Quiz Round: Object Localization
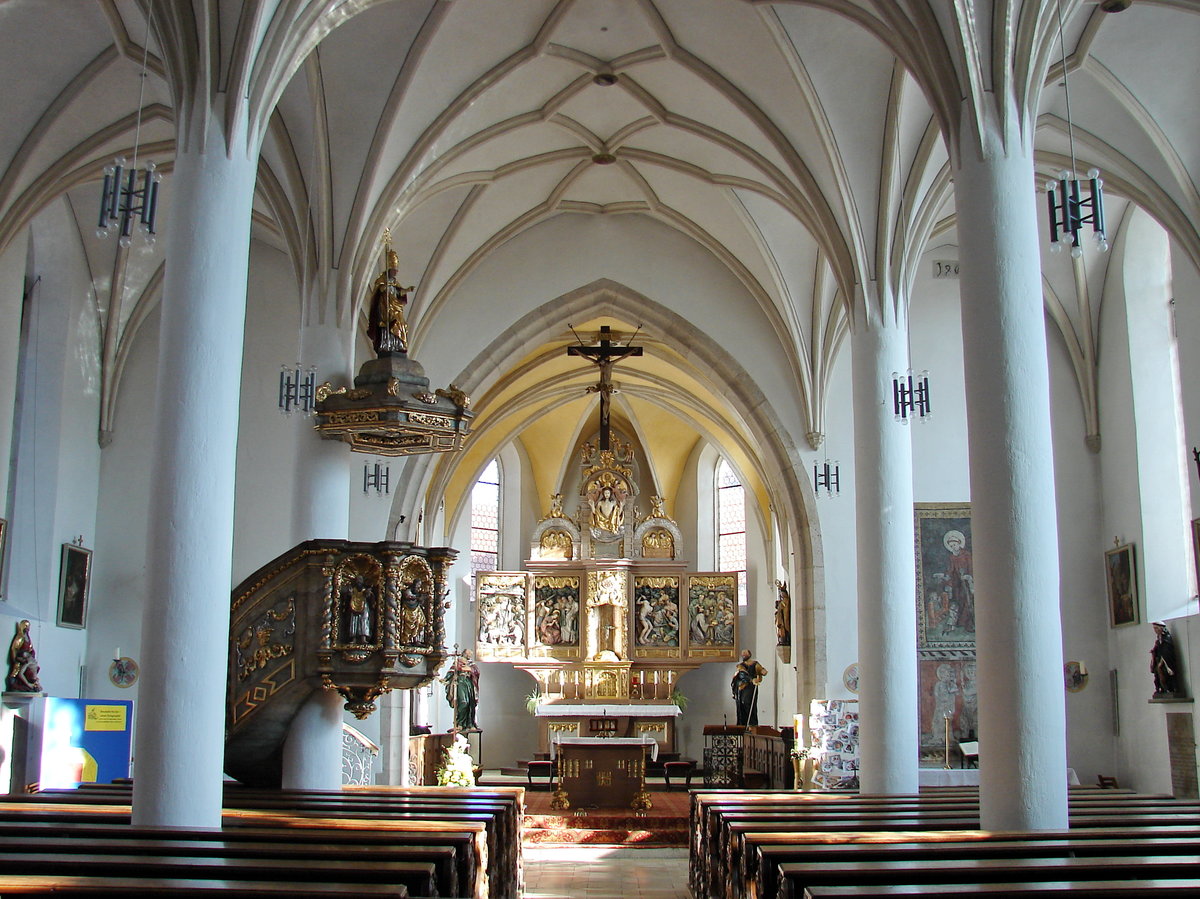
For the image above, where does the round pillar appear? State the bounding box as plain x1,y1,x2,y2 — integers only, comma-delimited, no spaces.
133,118,257,828
282,689,346,791
851,295,919,794
953,111,1068,830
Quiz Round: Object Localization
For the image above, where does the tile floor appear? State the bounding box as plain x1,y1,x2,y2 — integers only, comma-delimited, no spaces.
522,846,691,898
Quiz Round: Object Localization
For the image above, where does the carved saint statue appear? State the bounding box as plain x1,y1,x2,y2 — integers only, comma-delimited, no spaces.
343,575,373,644
549,493,564,518
6,619,41,693
1151,621,1180,698
774,579,791,647
590,484,623,534
399,577,430,645
366,247,413,356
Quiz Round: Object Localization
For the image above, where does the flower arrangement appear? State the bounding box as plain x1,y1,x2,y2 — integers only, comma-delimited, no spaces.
436,732,476,787
790,745,810,761
669,688,689,711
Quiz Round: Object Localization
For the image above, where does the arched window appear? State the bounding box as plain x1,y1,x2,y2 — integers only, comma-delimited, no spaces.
716,458,748,605
470,459,500,581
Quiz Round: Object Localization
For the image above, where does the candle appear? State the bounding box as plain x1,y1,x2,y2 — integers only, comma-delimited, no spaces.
793,713,803,735
115,647,121,660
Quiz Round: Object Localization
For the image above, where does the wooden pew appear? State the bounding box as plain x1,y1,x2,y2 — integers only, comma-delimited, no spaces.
802,881,1200,898
749,831,1200,899
0,876,410,897
778,856,1200,899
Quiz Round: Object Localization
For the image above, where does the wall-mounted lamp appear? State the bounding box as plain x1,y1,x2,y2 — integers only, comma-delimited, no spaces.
363,460,390,496
279,364,316,415
813,460,840,497
892,370,931,423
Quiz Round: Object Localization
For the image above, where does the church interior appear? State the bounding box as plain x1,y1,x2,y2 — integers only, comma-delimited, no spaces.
2,0,1200,893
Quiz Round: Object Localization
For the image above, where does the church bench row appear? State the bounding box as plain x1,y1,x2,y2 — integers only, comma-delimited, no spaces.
687,790,1200,899
1,835,458,897
0,851,438,897
0,875,411,897
777,856,1200,899
0,796,514,899
723,811,1200,899
748,832,1200,899
25,784,525,899
801,882,1200,898
0,818,484,899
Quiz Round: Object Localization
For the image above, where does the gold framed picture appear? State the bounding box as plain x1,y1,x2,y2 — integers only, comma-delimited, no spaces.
1105,542,1138,628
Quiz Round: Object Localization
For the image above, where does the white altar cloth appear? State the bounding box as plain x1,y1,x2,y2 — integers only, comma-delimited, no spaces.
549,735,660,761
918,767,1080,787
534,703,681,718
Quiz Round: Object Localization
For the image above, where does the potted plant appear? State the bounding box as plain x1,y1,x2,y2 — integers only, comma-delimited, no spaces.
525,689,541,715
669,688,688,712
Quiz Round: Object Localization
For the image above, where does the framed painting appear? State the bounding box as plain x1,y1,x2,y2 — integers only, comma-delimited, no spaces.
914,503,975,651
57,543,92,629
1105,542,1138,628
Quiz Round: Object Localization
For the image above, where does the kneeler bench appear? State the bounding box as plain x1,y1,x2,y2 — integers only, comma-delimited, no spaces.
527,760,555,785
663,759,697,790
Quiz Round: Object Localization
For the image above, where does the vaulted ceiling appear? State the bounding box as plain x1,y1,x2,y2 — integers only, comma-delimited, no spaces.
1,0,1197,527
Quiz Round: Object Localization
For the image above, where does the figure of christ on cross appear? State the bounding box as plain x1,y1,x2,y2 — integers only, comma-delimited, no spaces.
566,324,643,451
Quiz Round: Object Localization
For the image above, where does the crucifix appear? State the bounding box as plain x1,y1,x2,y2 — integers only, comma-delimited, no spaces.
567,324,643,451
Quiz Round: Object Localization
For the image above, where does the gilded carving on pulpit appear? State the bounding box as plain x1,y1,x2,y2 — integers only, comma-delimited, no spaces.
398,573,431,646
687,576,737,649
475,573,528,657
333,556,384,652
539,529,573,560
534,577,580,647
234,597,296,681
634,578,680,647
586,569,629,660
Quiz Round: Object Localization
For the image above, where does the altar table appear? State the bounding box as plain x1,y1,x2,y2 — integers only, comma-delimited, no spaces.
550,736,657,809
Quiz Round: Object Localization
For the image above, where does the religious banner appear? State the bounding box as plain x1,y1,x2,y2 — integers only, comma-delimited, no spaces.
915,503,976,761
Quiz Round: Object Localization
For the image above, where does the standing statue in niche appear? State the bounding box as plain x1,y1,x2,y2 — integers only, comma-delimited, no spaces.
1151,621,1181,698
343,574,374,644
6,620,42,693
398,577,430,645
443,649,480,731
366,233,413,356
774,580,791,647
731,649,768,726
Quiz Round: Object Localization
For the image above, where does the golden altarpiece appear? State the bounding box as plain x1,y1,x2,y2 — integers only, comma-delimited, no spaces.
474,438,738,754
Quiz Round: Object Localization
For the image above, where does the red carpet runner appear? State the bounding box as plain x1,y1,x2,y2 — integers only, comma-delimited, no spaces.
520,788,691,846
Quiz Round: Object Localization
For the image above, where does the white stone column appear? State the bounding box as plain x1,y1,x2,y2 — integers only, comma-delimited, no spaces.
132,115,258,829
380,689,413,786
291,320,353,544
851,293,919,794
953,109,1068,830
282,689,345,791
0,234,28,503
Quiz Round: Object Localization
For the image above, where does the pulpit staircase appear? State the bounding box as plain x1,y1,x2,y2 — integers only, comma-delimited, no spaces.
224,538,455,786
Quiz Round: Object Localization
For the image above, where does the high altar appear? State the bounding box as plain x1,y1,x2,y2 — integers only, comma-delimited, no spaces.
474,437,739,754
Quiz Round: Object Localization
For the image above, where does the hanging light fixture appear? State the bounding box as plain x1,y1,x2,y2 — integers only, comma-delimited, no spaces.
97,8,161,247
892,370,932,423
363,460,391,496
1045,0,1108,258
278,363,316,415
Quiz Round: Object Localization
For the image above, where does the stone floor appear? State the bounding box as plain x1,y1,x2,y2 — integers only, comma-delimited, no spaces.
522,846,690,898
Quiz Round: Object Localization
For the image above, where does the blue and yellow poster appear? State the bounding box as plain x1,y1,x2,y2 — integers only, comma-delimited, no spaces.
40,698,133,788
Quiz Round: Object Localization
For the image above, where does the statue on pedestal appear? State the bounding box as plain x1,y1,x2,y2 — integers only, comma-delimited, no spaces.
731,649,767,726
6,620,41,693
1151,621,1181,698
